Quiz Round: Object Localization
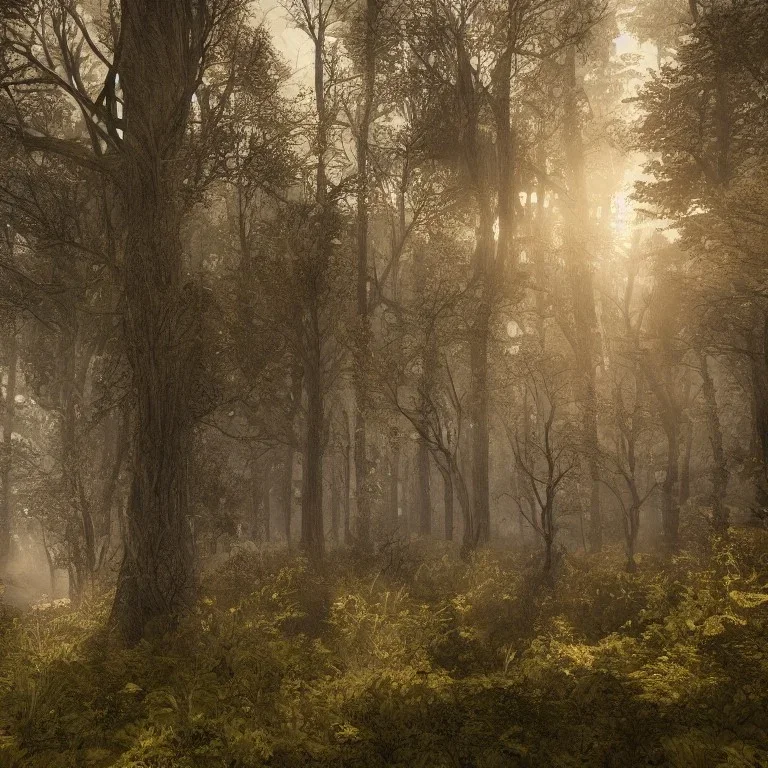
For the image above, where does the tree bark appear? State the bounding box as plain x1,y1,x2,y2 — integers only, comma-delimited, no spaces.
442,469,454,541
251,467,263,542
469,300,491,547
344,439,352,545
661,421,681,548
388,442,400,535
352,0,378,554
330,454,339,544
297,0,331,562
282,445,294,547
301,329,324,561
679,416,694,507
263,462,271,543
750,322,768,507
111,0,204,642
699,352,729,530
417,440,432,536
0,320,17,571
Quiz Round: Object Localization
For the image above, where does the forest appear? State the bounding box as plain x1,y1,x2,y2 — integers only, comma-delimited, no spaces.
0,0,767,765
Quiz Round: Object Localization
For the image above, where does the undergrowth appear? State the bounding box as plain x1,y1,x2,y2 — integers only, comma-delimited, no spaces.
1,530,767,767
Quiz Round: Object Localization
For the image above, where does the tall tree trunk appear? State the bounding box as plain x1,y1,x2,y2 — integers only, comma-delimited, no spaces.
60,330,96,604
679,416,694,507
0,319,17,571
699,352,729,530
282,445,294,547
417,441,432,536
330,454,339,544
283,367,302,548
111,0,203,642
297,0,331,563
263,462,271,543
95,408,128,567
750,323,768,508
442,469,454,541
563,45,602,553
679,372,694,506
388,442,400,535
662,421,681,548
344,424,352,545
251,467,263,542
301,326,324,561
456,38,492,551
353,0,377,553
469,299,491,547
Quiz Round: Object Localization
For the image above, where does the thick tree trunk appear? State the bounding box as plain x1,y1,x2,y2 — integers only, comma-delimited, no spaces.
0,322,17,571
111,0,202,642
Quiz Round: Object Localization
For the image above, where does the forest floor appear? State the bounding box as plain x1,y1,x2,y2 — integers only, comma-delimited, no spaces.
1,524,768,768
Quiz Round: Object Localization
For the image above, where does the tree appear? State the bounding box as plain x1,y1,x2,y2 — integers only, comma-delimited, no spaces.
1,0,258,638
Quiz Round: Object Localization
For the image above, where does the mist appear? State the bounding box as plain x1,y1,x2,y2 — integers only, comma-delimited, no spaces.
1,0,767,764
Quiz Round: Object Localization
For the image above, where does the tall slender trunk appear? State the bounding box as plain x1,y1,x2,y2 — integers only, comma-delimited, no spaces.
297,0,331,562
111,0,203,642
417,441,432,536
96,408,128,567
60,330,96,604
263,463,271,543
563,45,601,552
662,420,681,548
679,416,694,507
330,454,339,544
282,445,294,547
679,372,693,506
388,442,400,535
469,299,491,546
442,469,454,541
750,322,768,507
542,497,555,573
301,322,324,561
251,467,263,542
353,0,377,553
699,352,728,530
0,320,17,570
457,38,492,551
343,415,352,544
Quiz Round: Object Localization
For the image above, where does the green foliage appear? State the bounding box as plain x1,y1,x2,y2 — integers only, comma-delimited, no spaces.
1,528,768,767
